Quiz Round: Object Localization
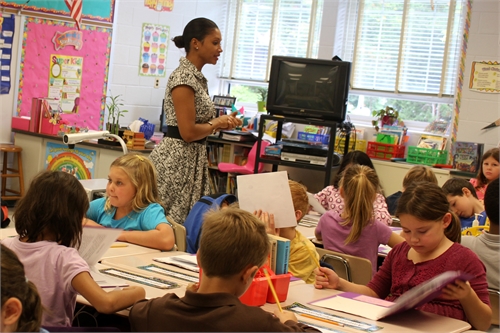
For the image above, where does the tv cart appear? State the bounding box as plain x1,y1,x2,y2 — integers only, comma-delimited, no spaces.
254,114,346,188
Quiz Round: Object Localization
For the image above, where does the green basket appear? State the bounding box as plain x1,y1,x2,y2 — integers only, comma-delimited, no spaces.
407,146,448,166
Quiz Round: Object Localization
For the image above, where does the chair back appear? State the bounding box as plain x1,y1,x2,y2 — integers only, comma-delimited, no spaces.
317,248,372,285
489,288,499,325
168,216,187,252
248,140,270,173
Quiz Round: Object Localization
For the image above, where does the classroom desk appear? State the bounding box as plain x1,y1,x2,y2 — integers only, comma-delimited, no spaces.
0,227,18,240
263,283,472,333
100,242,161,261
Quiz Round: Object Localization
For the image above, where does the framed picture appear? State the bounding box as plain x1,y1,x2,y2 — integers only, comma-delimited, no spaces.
213,95,236,107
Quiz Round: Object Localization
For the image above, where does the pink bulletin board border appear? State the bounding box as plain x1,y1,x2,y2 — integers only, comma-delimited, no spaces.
17,17,112,130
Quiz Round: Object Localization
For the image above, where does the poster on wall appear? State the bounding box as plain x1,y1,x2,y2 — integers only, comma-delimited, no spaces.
45,142,96,179
139,23,169,77
1,0,115,23
144,0,174,11
17,18,112,130
469,61,500,93
49,54,83,113
0,13,15,94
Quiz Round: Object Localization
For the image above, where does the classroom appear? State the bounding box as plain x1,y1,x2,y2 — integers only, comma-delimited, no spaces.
0,0,499,332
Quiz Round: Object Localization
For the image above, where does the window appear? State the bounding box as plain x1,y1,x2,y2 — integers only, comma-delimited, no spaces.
339,0,464,127
220,0,324,106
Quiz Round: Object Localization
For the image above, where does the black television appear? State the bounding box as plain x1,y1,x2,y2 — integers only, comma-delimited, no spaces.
266,56,351,122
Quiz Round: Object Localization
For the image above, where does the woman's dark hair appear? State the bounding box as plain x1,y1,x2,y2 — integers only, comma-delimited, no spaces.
13,170,88,248
396,181,461,243
1,244,43,332
332,150,375,187
171,17,218,53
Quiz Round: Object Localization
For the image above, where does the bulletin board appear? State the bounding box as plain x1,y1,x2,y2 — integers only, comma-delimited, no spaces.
17,17,112,130
0,0,115,23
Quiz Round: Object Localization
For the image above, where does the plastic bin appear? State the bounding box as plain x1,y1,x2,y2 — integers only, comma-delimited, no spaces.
334,137,367,154
367,141,405,160
407,146,448,166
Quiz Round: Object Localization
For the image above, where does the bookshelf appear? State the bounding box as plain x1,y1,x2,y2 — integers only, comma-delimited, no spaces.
206,136,254,194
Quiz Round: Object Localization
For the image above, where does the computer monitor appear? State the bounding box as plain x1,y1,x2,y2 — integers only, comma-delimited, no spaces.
266,56,351,122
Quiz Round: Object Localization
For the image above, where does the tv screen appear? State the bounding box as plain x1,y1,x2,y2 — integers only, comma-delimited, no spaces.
266,56,351,122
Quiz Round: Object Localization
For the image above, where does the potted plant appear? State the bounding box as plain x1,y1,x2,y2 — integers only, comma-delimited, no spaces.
371,106,401,132
104,94,128,135
254,87,267,112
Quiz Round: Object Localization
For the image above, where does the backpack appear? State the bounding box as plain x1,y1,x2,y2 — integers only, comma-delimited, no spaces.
184,193,237,254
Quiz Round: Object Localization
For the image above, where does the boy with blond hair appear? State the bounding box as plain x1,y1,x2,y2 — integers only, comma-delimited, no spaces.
386,165,438,215
129,208,319,332
442,178,487,230
259,180,320,284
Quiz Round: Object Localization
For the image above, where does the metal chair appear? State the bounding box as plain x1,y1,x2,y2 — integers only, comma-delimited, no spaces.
168,216,187,252
317,248,373,285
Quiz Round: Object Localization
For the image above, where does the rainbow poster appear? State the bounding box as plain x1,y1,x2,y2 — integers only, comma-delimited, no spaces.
45,142,96,179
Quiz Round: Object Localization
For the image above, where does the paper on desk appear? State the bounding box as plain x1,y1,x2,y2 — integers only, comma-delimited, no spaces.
237,171,297,228
154,254,199,273
79,226,123,266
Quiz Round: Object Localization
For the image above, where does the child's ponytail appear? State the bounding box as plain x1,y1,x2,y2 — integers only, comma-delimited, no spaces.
16,281,43,332
340,165,379,244
445,211,462,243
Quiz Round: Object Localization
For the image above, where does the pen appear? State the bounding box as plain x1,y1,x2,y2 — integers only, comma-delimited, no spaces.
263,268,283,313
110,243,128,248
299,313,344,327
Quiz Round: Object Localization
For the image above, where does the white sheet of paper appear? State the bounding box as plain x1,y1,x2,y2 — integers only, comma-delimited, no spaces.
79,226,123,267
307,192,326,214
237,171,297,228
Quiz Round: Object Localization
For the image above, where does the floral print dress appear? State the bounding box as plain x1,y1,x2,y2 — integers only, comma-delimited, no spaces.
150,57,215,224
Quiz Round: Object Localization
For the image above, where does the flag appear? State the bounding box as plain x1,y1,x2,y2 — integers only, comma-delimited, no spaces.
64,0,83,30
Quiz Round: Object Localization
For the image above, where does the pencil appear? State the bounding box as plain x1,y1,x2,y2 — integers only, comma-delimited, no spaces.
263,268,283,313
110,243,128,248
302,241,320,269
299,313,344,327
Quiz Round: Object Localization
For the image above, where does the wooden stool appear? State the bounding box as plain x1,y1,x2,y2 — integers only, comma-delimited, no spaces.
1,144,25,200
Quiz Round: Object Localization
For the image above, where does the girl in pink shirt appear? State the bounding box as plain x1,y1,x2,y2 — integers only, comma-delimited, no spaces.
470,147,499,200
314,150,392,225
314,182,491,331
315,165,404,276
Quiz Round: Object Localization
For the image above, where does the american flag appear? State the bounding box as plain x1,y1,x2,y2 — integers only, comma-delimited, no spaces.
64,0,83,30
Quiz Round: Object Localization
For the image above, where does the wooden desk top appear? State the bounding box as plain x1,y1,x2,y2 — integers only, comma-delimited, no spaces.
100,242,161,261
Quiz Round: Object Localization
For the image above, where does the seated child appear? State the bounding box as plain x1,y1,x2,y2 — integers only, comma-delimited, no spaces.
257,180,319,284
1,244,44,333
2,170,146,327
461,178,499,290
315,150,392,225
129,208,320,332
442,178,487,230
315,165,405,276
385,165,438,215
85,153,175,250
315,182,491,331
469,147,499,200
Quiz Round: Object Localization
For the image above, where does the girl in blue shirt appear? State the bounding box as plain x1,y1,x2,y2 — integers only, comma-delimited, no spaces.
86,153,175,250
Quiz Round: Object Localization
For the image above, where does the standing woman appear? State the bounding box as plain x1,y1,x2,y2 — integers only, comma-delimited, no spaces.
150,18,241,223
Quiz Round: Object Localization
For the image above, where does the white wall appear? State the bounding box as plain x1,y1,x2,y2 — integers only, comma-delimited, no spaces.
456,0,500,151
109,0,226,129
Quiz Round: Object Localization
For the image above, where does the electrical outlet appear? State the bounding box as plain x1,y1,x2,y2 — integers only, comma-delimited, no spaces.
154,79,160,88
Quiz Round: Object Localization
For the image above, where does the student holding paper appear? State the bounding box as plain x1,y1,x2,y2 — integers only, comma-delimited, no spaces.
129,208,319,332
1,171,146,327
314,182,491,331
85,153,175,251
